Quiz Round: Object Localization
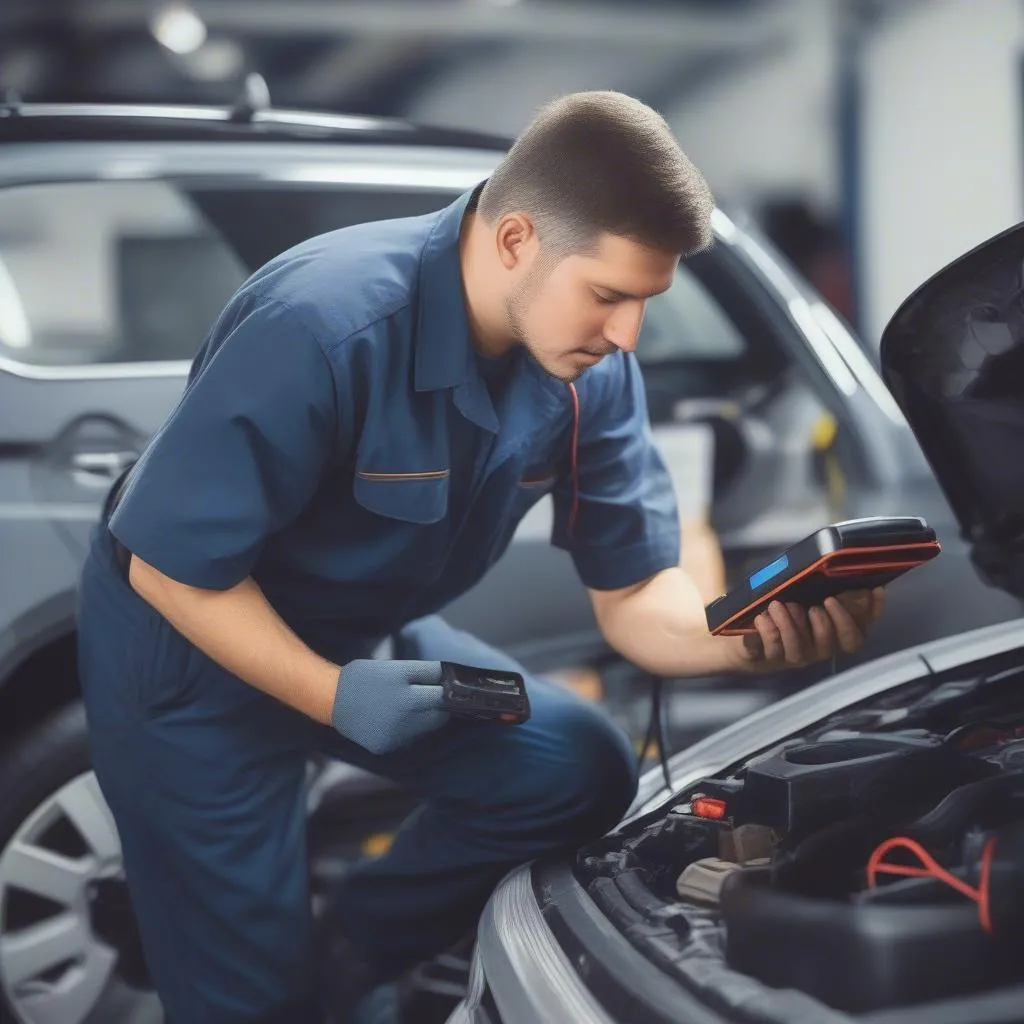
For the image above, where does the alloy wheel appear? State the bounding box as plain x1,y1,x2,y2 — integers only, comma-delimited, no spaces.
0,771,161,1024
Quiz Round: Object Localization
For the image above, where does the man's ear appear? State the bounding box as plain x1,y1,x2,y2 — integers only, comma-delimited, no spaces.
495,213,538,270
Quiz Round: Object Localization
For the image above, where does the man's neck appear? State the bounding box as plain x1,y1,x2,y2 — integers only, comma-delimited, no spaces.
459,212,517,359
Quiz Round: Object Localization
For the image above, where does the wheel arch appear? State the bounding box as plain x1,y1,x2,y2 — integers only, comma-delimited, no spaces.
0,604,81,750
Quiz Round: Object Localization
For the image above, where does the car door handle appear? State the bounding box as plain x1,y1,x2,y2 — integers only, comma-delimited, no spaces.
70,450,138,488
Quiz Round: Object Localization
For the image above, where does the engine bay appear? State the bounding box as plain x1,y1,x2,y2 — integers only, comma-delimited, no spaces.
575,649,1024,1019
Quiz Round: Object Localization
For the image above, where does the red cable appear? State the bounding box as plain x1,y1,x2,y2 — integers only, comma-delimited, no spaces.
866,834,998,934
567,382,580,541
978,834,996,934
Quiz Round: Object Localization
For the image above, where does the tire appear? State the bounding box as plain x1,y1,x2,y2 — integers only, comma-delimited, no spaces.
0,705,417,1024
0,702,163,1024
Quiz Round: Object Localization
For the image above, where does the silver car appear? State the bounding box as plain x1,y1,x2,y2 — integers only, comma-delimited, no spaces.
0,99,1020,1024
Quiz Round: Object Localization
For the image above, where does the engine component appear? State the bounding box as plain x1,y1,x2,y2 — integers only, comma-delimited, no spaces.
986,820,1024,938
718,823,776,864
720,865,1021,1013
866,834,996,932
676,857,769,906
864,820,1024,940
739,734,994,835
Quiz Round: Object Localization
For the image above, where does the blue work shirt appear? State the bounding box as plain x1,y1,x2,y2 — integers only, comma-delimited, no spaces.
109,186,680,663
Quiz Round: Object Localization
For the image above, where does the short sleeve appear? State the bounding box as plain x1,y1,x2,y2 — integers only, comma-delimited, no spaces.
551,353,680,590
109,298,341,589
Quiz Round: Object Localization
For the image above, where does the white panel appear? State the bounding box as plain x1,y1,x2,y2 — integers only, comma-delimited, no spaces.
860,0,1024,344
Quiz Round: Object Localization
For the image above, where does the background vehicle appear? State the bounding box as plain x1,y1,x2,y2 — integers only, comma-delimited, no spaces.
0,101,1020,1024
452,219,1024,1024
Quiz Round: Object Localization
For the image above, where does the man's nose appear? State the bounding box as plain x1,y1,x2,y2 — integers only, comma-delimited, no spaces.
604,300,645,353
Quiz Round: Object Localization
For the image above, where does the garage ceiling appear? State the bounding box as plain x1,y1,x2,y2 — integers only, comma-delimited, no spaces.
0,0,796,130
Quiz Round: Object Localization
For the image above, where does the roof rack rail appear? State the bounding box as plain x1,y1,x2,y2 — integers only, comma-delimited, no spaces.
229,73,271,123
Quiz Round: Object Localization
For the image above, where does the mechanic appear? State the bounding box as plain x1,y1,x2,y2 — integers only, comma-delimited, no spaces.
76,91,885,1024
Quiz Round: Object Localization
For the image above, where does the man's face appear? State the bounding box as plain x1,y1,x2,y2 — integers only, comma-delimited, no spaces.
505,232,679,382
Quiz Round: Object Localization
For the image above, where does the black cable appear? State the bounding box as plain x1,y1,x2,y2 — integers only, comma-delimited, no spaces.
642,655,837,792
637,681,658,770
653,677,672,793
636,676,673,793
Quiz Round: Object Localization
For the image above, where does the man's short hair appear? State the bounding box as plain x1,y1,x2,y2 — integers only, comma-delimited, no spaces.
478,91,714,259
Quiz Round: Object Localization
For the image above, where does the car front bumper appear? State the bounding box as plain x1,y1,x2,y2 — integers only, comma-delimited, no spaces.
447,859,735,1024
448,864,615,1024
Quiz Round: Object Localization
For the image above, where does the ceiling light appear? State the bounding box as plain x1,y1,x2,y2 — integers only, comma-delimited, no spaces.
150,3,208,56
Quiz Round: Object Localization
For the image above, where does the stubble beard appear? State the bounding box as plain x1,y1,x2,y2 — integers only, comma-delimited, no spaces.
504,270,583,384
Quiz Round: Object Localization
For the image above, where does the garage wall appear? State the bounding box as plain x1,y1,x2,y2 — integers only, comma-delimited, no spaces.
663,0,840,212
858,0,1024,346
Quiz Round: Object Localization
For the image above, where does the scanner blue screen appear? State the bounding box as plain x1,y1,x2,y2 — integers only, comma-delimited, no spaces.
749,554,789,590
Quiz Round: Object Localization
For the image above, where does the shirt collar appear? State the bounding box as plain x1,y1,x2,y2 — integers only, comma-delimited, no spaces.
414,183,483,394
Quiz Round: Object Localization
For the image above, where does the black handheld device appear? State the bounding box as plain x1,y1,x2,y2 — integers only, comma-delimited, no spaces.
438,662,531,724
705,516,941,636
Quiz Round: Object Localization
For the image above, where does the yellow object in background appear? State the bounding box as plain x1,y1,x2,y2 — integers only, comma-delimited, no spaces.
812,411,838,450
361,832,394,857
634,738,660,760
812,412,845,515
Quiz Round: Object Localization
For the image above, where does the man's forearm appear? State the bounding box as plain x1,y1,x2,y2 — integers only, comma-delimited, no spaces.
593,566,750,678
128,555,340,724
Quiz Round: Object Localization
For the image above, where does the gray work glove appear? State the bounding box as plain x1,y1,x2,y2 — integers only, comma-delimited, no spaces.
331,660,449,754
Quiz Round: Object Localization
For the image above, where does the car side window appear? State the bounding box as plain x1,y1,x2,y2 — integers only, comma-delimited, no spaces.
0,180,247,367
638,265,748,365
184,184,456,273
637,261,770,424
0,180,457,368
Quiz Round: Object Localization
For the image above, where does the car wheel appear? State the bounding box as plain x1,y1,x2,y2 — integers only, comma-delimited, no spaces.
0,703,163,1024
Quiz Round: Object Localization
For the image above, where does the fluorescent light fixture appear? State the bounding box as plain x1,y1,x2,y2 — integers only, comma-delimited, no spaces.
150,3,208,56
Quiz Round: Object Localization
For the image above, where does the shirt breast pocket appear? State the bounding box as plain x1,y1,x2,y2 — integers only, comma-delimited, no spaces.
349,468,451,582
353,468,450,522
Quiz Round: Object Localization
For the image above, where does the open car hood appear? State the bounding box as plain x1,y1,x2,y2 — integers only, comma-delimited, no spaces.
881,224,1024,598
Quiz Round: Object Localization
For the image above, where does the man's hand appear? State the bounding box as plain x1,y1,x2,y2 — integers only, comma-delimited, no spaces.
590,567,886,680
332,660,450,754
736,587,885,671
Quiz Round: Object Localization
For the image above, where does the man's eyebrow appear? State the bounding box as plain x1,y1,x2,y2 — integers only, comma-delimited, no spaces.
596,284,671,301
